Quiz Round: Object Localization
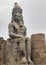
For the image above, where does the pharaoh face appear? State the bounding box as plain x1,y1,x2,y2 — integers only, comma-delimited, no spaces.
14,13,23,21
12,9,24,25
12,7,23,21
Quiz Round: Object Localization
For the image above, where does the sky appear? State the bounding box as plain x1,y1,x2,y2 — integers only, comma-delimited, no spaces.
0,0,46,40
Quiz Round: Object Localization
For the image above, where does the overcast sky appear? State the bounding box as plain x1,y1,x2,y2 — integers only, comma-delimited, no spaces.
0,0,46,39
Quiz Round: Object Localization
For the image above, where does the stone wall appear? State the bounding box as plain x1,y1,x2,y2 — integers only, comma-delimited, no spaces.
0,37,7,65
31,33,46,65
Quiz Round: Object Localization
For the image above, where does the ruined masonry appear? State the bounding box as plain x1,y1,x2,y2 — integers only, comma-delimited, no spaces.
31,33,46,65
0,37,7,65
0,2,46,65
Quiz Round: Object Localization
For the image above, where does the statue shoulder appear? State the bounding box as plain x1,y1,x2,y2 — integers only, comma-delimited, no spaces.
22,25,26,30
8,22,13,28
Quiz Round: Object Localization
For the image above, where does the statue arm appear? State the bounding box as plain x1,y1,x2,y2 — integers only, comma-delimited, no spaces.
23,26,26,36
13,21,19,29
8,23,24,38
24,27,26,36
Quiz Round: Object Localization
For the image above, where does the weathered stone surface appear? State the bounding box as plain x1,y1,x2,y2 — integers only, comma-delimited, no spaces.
32,49,43,63
12,3,24,25
25,37,31,62
31,33,46,65
0,37,7,65
31,34,45,49
31,40,45,49
6,2,33,65
1,2,46,65
6,38,15,65
8,22,26,38
6,38,26,65
31,33,45,41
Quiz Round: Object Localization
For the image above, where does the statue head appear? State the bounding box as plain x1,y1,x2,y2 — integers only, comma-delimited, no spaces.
12,2,22,19
12,3,24,25
12,2,24,26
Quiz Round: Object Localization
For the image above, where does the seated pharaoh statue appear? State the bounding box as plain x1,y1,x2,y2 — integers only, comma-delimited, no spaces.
7,2,33,65
8,2,27,62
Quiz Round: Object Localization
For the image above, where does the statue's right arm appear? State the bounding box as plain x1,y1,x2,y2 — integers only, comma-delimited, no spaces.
8,23,15,38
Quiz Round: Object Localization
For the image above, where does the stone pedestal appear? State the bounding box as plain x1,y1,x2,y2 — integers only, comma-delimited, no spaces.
6,38,26,65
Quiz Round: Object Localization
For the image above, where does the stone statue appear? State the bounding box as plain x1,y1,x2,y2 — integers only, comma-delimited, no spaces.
6,2,34,65
7,2,27,64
